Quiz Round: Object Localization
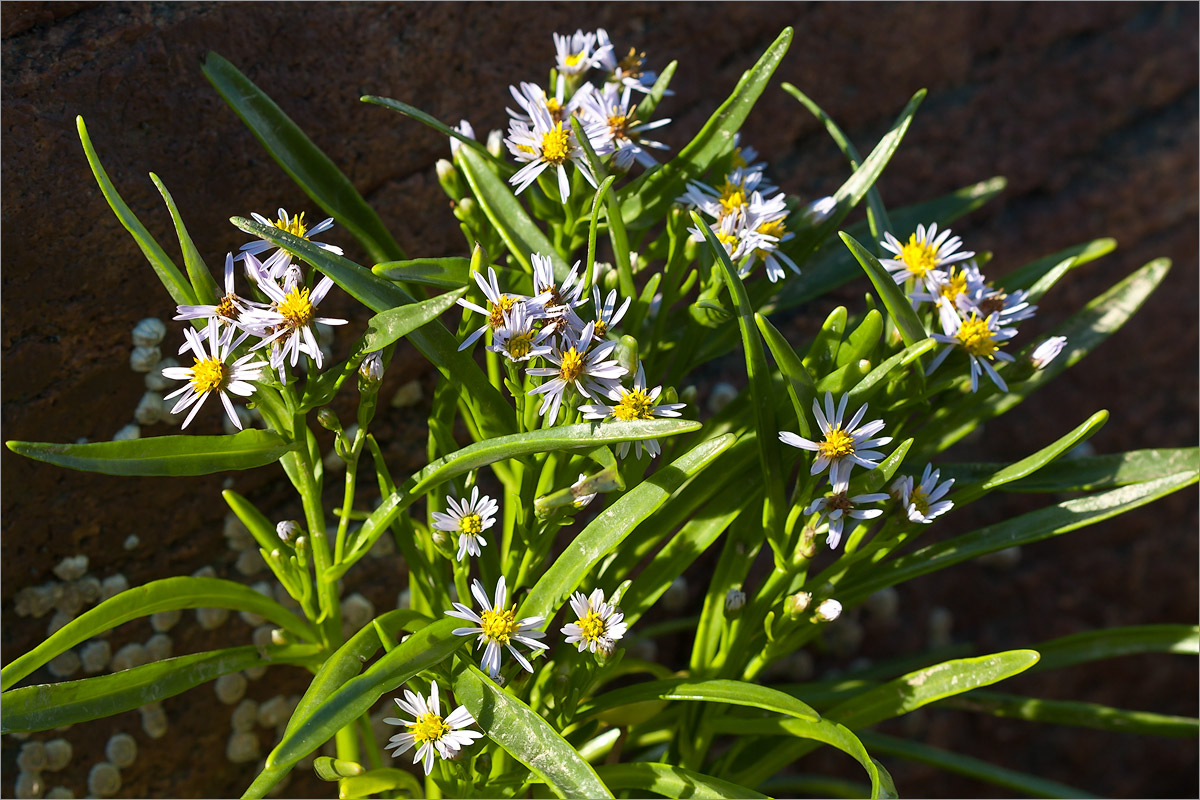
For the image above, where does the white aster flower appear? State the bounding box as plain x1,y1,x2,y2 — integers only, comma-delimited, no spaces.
891,463,955,524
588,286,632,339
688,211,763,261
506,105,608,203
579,361,685,459
456,266,548,351
575,82,670,171
927,312,1017,393
528,322,627,425
561,588,628,654
173,252,265,331
383,681,483,776
910,261,987,333
679,168,777,220
740,197,799,282
506,76,571,125
162,320,265,430
961,283,1038,328
1031,335,1068,369
554,28,609,76
446,576,548,679
243,256,348,376
804,490,890,550
239,208,343,278
879,223,974,294
532,253,588,323
778,392,893,492
488,302,555,363
431,486,499,562
595,29,667,94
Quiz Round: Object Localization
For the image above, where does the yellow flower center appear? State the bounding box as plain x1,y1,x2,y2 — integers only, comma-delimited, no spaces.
956,314,1000,359
718,180,748,215
479,607,519,644
541,123,572,165
273,212,307,239
716,230,739,250
757,219,787,239
899,234,938,278
545,97,564,122
487,295,517,329
612,388,655,421
407,713,450,746
506,331,535,359
278,287,315,329
618,47,645,76
608,113,629,139
190,357,227,394
818,427,856,460
909,486,930,516
559,347,586,382
215,293,238,320
458,513,483,535
939,267,970,302
730,147,748,169
564,52,585,68
576,610,608,643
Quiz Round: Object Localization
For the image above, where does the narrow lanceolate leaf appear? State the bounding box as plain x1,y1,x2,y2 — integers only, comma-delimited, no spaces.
630,59,677,122
782,83,892,246
1030,624,1199,672
6,430,296,478
230,216,514,440
576,678,819,723
840,471,1199,603
837,310,884,367
375,258,531,293
77,117,195,306
730,651,1040,790
150,173,220,305
696,211,786,555
362,95,507,168
619,27,793,228
596,764,767,800
202,52,404,262
1,644,320,733
858,731,1096,799
841,231,927,348
454,665,612,800
997,238,1117,294
1,577,315,691
520,433,735,622
938,448,1200,493
756,313,817,439
360,287,466,354
246,619,464,799
847,338,936,405
337,420,706,579
943,691,1199,738
457,147,566,277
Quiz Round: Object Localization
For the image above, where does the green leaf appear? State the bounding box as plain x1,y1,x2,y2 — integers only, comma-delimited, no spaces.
840,231,926,348
201,52,404,263
455,665,612,799
336,769,423,799
361,95,507,169
457,147,566,276
519,434,734,622
1,644,319,733
230,216,514,439
858,731,1095,799
374,256,522,290
1030,624,1199,672
836,310,884,367
939,447,1200,493
803,306,847,376
246,618,464,799
222,489,290,555
338,420,706,580
944,690,1199,738
997,238,1116,294
76,117,195,306
630,60,677,122
1,577,315,691
756,313,817,439
840,471,1199,603
576,678,819,723
595,763,767,800
6,429,296,478
150,173,220,305
782,83,892,246
361,287,467,354
619,27,793,228
846,338,937,406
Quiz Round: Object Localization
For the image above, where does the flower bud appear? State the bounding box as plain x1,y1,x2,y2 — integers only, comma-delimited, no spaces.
1030,335,1067,369
276,520,301,544
814,598,842,623
359,352,384,387
785,591,812,618
800,196,837,226
615,335,639,377
596,636,618,659
724,588,746,613
486,129,504,158
435,158,465,201
316,407,342,432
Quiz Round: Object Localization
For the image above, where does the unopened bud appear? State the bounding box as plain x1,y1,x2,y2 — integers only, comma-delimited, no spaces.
359,352,384,387
435,158,465,201
785,591,813,618
615,335,639,377
724,588,746,613
270,628,289,646
814,598,842,623
486,129,504,158
316,407,342,432
595,636,617,659
276,520,301,544
801,196,837,226
1030,336,1067,370
469,242,488,274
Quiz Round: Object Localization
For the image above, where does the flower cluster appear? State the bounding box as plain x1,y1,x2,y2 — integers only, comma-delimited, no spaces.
882,222,1066,392
493,28,672,202
165,210,347,429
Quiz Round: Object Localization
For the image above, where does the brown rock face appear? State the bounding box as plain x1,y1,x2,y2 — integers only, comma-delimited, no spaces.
2,3,1196,798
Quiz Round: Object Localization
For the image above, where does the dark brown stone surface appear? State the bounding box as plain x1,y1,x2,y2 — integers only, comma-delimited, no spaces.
2,2,1196,797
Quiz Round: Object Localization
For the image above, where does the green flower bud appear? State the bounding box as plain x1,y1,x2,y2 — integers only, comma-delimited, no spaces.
316,407,342,433
785,591,813,618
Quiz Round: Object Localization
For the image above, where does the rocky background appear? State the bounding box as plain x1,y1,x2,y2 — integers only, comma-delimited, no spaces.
2,2,1197,798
